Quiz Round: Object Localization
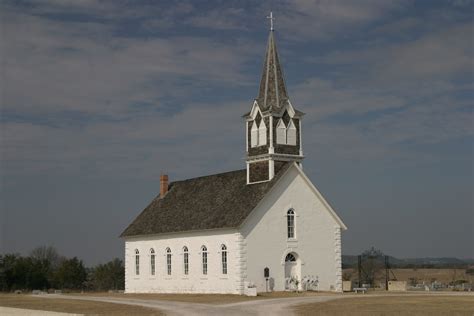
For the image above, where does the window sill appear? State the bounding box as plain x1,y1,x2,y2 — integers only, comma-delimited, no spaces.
287,238,298,242
219,277,229,280
181,277,189,280
200,277,208,280
164,277,172,280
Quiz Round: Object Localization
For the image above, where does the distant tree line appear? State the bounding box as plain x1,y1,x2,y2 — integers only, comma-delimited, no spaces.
0,246,124,292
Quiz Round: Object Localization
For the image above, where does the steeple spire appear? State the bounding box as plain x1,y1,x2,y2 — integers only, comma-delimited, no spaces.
256,26,289,113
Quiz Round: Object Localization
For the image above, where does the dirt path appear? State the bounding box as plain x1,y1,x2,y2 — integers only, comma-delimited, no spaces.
38,292,474,316
39,294,344,316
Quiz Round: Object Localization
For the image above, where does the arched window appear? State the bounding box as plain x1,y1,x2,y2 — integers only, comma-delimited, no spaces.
166,247,172,275
287,209,295,239
276,119,287,144
258,120,267,146
251,121,258,148
201,246,208,275
150,248,155,276
285,253,296,262
183,246,189,275
287,120,297,145
135,249,140,275
221,244,227,275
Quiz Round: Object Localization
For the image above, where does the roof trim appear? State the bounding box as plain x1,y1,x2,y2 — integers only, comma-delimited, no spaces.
239,162,347,231
121,227,238,240
237,162,295,229
293,163,348,230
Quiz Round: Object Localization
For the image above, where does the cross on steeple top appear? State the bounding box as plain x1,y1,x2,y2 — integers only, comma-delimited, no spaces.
267,11,275,31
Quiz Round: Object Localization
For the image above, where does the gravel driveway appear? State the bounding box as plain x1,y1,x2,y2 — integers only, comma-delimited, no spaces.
38,294,345,316
39,292,474,316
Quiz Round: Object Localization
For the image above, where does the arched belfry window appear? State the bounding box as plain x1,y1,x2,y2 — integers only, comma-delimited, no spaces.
276,119,287,144
201,246,208,275
251,121,258,148
221,244,227,275
166,247,172,275
183,246,189,275
287,120,297,145
287,209,295,239
250,117,267,148
258,120,267,146
135,249,140,275
150,248,155,276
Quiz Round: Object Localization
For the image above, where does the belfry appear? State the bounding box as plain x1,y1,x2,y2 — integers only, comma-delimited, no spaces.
244,18,304,184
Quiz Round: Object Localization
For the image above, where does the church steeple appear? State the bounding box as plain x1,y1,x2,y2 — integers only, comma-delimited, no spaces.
244,17,305,185
256,30,289,113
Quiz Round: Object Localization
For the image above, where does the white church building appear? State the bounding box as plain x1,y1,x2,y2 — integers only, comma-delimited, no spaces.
121,25,347,294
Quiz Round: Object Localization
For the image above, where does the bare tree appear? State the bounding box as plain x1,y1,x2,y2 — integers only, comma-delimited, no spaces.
30,246,61,269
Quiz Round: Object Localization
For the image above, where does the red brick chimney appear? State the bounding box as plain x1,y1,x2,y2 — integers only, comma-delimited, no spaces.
160,174,169,197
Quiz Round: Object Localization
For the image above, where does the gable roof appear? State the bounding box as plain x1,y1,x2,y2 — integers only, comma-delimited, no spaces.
120,163,292,238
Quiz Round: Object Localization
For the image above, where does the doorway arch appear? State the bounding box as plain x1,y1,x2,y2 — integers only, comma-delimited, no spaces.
284,252,301,290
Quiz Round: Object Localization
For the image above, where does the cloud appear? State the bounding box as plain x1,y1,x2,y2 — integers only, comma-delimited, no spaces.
188,7,248,30
319,22,472,84
292,78,405,119
270,0,407,40
0,99,250,179
1,9,257,118
288,20,473,162
1,0,471,180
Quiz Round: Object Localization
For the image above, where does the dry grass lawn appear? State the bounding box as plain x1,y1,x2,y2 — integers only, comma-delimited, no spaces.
295,295,474,316
70,290,336,304
344,268,474,285
0,294,164,315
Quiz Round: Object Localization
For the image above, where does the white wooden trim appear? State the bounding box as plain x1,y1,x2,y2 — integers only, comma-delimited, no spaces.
239,162,347,230
293,163,347,230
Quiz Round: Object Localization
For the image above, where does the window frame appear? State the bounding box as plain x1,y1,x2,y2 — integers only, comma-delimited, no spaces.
150,248,155,276
221,244,228,275
166,247,172,275
135,249,140,275
183,246,189,275
201,246,208,275
287,209,296,239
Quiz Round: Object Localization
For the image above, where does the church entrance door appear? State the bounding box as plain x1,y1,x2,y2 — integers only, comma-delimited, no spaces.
284,252,299,290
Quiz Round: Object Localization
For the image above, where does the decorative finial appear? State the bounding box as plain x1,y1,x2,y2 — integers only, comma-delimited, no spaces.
267,11,275,31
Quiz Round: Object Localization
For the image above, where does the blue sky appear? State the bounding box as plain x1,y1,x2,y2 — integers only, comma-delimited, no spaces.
1,0,472,265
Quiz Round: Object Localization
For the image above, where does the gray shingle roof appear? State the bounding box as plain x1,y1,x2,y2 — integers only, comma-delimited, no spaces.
257,31,289,113
120,163,291,237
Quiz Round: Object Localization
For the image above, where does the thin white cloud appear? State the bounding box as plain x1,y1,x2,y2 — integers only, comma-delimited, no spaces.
319,22,472,84
1,1,471,181
188,7,248,30
271,0,407,40
1,10,257,116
